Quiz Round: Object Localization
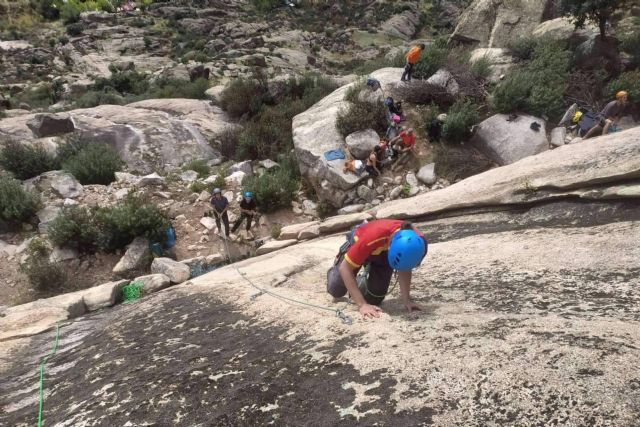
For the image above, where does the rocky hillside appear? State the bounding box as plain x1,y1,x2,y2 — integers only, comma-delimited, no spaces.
2,127,639,425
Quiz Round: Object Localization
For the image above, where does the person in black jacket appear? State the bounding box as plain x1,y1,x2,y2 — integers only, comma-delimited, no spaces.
210,188,230,238
232,191,257,235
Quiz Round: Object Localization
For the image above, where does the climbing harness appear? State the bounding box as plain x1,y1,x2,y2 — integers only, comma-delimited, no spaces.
37,323,61,427
357,266,398,299
221,235,353,325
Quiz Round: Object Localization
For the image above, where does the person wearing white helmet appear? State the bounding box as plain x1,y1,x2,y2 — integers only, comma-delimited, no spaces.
231,191,257,236
209,188,230,238
327,219,427,319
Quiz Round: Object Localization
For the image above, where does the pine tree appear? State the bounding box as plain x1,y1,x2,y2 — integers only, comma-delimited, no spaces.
559,0,627,40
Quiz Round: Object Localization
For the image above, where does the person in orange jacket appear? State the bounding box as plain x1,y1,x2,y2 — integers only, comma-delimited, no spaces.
401,43,425,82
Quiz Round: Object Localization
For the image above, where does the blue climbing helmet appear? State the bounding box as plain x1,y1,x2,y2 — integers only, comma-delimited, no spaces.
388,229,427,271
244,191,253,198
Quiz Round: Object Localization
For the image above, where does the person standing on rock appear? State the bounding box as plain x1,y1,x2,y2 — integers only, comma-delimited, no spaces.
327,220,427,319
584,91,629,139
231,191,257,238
401,43,425,82
210,188,230,239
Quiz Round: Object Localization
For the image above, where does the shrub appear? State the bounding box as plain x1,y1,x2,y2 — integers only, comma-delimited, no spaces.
94,71,150,96
242,154,299,213
21,239,67,293
182,159,210,178
48,206,101,252
508,37,539,61
49,194,169,253
216,128,240,159
430,142,494,182
620,32,640,67
491,41,570,118
412,39,449,80
316,200,334,220
270,224,282,239
62,143,123,185
66,22,83,36
470,55,492,80
189,181,210,193
0,140,59,180
219,77,271,118
336,98,388,137
149,77,209,99
442,99,479,143
0,175,42,224
75,89,126,108
251,0,281,12
607,70,640,102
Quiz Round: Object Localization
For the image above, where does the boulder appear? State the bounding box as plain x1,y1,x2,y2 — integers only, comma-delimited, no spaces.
382,7,422,40
151,258,190,284
337,204,365,215
426,69,460,97
278,221,320,240
345,129,379,160
198,190,211,202
204,174,220,184
37,205,62,234
450,0,550,48
112,237,150,274
181,170,199,182
259,159,279,170
317,212,372,235
298,224,321,240
206,253,225,265
200,217,217,230
228,161,253,176
49,247,79,263
26,113,75,137
532,17,598,42
133,274,172,294
82,280,128,312
0,306,69,341
390,186,403,199
469,48,514,82
405,173,420,196
293,68,403,208
50,172,83,199
225,171,246,186
256,239,298,256
0,240,18,258
115,172,139,184
136,173,165,187
417,163,437,185
302,200,318,212
471,114,548,165
357,185,377,202
550,127,567,148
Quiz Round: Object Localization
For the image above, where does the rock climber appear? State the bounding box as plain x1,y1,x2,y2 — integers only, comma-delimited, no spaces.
390,127,417,158
231,191,258,238
401,43,426,82
327,219,427,319
210,188,230,238
584,91,629,139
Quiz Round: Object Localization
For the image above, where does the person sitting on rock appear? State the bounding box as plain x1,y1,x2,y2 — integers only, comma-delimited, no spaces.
231,191,257,238
584,91,628,139
210,188,230,238
327,220,427,318
364,151,380,178
401,43,426,82
374,138,392,168
390,127,417,158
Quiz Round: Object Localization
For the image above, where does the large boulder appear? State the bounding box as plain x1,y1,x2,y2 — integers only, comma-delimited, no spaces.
471,114,548,165
113,237,151,274
26,113,75,138
256,239,298,256
417,163,437,185
381,7,422,40
532,17,598,42
82,280,128,312
426,69,460,97
293,68,403,207
345,129,379,160
37,205,62,234
25,171,83,199
151,258,191,284
133,274,172,294
450,0,551,48
469,48,514,82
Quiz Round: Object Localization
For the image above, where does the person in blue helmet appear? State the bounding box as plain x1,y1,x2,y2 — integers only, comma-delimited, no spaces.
231,191,257,235
327,219,427,319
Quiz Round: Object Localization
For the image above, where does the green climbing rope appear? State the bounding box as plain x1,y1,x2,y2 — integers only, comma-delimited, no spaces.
122,281,143,302
37,323,60,427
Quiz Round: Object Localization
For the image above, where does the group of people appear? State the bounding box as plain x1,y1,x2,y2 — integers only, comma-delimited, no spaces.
209,189,257,239
364,128,417,178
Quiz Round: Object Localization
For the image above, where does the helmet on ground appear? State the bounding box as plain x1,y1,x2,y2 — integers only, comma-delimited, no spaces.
244,191,253,198
388,229,427,271
213,188,221,194
617,91,628,100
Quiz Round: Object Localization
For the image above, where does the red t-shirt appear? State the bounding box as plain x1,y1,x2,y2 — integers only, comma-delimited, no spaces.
344,219,424,268
399,131,416,148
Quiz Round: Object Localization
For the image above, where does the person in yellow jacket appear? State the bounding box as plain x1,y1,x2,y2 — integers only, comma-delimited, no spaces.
401,43,425,82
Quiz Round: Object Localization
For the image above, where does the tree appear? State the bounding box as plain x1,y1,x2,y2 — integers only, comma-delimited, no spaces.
560,0,626,41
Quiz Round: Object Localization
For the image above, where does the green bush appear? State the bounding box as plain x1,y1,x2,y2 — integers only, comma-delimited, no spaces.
442,99,479,143
11,83,60,109
49,193,170,253
491,41,570,118
0,175,42,224
216,128,240,159
66,22,83,36
242,154,299,213
412,39,449,80
219,77,271,118
470,56,492,80
607,70,640,101
21,239,67,293
0,140,60,180
251,0,281,12
182,159,210,178
336,98,388,137
94,71,150,96
620,32,640,67
149,77,209,99
62,143,123,185
508,37,539,61
75,89,126,108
